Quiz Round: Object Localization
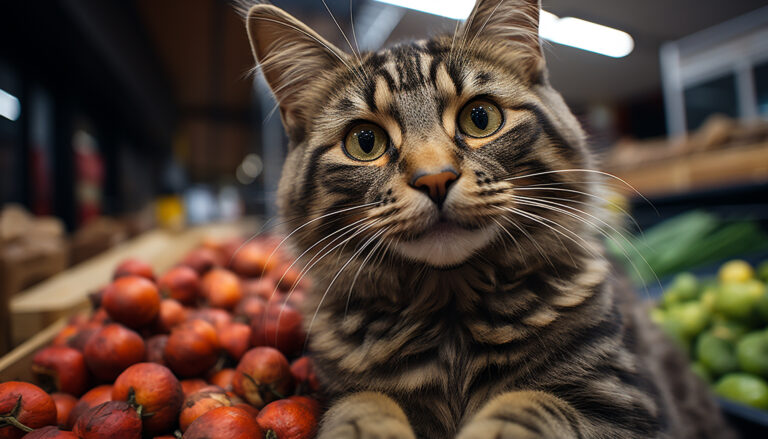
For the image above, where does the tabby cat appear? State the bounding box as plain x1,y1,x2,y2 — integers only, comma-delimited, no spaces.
242,1,737,437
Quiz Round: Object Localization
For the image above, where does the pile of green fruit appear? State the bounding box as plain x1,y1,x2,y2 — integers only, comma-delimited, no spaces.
652,259,768,410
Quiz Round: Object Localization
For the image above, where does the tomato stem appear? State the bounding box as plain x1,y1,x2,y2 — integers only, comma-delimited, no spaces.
265,429,278,439
0,396,34,433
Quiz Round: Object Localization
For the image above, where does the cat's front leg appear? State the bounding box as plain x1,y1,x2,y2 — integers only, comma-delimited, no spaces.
457,391,582,439
318,391,416,439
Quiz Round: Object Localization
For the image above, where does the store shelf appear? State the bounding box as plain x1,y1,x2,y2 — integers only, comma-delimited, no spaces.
611,142,768,199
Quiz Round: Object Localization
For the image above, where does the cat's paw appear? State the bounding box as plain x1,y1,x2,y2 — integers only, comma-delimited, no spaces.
457,417,540,439
318,416,417,439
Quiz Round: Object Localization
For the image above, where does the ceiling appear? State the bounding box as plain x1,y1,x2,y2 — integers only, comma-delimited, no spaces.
260,0,768,106
127,0,768,179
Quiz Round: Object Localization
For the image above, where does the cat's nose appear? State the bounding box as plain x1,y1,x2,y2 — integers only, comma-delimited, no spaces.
410,168,460,208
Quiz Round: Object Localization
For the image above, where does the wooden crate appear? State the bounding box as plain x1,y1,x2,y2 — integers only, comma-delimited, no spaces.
5,222,252,352
0,318,66,383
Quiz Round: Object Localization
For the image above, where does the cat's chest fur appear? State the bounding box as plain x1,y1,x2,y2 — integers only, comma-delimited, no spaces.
306,254,615,431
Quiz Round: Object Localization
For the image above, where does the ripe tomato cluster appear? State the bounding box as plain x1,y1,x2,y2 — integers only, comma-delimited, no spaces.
0,237,322,439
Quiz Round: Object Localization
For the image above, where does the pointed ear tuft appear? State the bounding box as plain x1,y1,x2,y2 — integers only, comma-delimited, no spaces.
461,0,543,81
245,4,348,140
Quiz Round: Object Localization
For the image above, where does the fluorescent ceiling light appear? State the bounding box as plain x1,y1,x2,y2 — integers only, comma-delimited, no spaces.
0,88,21,121
374,0,634,58
375,0,474,20
540,10,634,58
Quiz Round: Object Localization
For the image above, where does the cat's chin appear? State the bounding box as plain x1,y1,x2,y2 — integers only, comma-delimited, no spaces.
393,224,498,267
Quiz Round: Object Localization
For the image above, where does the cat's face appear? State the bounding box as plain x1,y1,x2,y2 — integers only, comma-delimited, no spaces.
246,0,594,269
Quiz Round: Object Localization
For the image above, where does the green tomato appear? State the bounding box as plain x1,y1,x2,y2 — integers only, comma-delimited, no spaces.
661,289,685,309
696,332,739,378
737,331,768,379
668,272,700,301
667,301,710,339
719,260,754,283
714,373,768,410
714,280,765,320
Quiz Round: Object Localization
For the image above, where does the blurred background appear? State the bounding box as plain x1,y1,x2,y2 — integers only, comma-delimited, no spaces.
1,0,767,231
1,0,768,432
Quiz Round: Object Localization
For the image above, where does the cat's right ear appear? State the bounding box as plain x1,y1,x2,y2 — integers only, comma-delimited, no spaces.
245,4,348,142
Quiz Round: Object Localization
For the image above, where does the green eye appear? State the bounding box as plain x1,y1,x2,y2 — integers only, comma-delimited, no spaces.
343,123,388,161
458,99,503,138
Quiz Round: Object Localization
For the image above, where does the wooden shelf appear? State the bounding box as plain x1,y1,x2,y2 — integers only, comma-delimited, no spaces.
609,142,768,199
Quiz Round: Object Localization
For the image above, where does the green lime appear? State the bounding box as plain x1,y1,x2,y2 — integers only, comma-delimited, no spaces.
719,260,755,283
714,280,765,320
714,373,768,410
737,332,768,379
691,361,712,383
696,331,739,378
667,301,710,339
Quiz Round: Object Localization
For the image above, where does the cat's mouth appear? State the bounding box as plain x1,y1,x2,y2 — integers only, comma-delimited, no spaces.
393,217,498,267
413,218,464,240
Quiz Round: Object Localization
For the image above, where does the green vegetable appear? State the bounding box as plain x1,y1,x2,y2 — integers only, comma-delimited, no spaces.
696,332,739,378
607,211,768,286
714,373,768,410
667,302,710,339
737,332,768,378
714,280,765,321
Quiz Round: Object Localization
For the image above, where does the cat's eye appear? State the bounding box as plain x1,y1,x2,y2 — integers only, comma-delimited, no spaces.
458,99,503,138
343,123,389,161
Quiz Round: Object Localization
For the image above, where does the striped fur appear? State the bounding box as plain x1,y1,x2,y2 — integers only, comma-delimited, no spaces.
243,1,736,438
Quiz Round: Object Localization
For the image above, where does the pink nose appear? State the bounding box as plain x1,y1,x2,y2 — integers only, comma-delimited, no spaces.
410,170,460,207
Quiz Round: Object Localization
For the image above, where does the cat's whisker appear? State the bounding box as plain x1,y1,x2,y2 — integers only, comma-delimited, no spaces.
289,219,384,333
466,0,506,50
497,205,599,262
491,217,528,268
493,208,557,269
320,0,369,82
276,219,383,348
349,0,361,55
305,226,389,351
281,217,380,301
259,201,381,278
525,192,650,250
504,205,580,266
447,15,462,66
504,168,656,213
344,226,393,319
519,201,661,296
231,202,371,272
266,216,371,306
511,198,660,291
511,185,643,233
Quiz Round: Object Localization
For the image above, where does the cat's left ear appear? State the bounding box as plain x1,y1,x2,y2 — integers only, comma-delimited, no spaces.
245,4,349,142
461,0,544,81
